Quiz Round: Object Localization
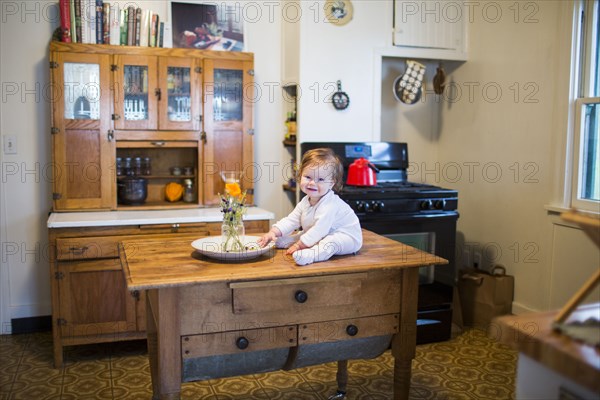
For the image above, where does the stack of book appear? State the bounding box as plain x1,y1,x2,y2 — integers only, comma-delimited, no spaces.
59,0,164,47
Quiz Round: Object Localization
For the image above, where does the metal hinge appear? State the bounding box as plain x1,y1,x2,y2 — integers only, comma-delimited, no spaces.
57,318,67,326
49,61,58,69
200,131,207,143
52,193,62,200
248,69,254,76
247,129,255,135
54,272,64,280
195,66,202,73
112,114,120,120
51,127,60,135
111,64,118,71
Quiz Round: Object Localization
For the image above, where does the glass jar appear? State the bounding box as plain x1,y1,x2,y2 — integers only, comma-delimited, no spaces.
124,157,133,176
142,157,151,175
116,157,123,176
134,157,142,176
221,220,245,251
183,179,194,203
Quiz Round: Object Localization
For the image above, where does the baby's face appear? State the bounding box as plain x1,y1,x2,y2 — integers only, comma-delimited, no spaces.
299,163,335,202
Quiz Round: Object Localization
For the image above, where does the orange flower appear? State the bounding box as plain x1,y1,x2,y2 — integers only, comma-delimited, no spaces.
225,182,241,197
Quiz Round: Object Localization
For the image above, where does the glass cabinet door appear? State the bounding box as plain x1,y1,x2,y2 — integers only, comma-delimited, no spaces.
63,63,101,120
51,52,114,210
203,59,254,205
213,68,243,122
114,55,157,130
158,57,200,131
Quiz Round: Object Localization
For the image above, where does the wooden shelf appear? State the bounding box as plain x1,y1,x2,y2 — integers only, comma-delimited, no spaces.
117,201,200,210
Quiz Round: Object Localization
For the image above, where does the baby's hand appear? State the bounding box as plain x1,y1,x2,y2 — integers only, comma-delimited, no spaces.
257,231,277,247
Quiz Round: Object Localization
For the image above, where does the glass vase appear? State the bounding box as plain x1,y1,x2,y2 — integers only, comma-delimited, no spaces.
221,220,245,252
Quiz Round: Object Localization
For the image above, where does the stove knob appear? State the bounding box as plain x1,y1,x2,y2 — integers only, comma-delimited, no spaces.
420,200,432,210
373,201,385,212
434,199,446,210
356,201,365,212
362,202,371,212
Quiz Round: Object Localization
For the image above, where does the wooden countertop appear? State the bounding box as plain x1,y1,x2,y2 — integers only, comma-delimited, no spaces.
120,230,448,291
493,303,600,393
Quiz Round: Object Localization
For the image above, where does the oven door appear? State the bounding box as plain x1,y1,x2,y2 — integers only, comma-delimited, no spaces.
357,211,458,344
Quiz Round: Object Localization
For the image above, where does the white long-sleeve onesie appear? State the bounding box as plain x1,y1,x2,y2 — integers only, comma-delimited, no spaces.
273,190,362,264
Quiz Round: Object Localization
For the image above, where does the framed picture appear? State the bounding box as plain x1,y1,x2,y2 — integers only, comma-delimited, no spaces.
324,0,354,26
169,1,245,51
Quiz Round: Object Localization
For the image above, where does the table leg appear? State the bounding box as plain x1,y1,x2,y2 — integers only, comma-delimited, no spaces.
391,268,419,400
147,288,181,400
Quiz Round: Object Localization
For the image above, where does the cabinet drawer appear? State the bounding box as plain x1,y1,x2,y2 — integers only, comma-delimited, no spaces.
56,236,121,260
182,325,297,359
229,273,368,315
299,314,399,345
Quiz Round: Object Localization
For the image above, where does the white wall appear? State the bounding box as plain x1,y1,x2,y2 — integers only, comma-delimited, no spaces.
436,0,598,313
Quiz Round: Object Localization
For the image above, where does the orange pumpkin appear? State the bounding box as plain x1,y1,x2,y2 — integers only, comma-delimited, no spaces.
165,182,184,202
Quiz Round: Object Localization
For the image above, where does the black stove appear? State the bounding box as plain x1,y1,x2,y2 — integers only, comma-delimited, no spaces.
301,141,459,344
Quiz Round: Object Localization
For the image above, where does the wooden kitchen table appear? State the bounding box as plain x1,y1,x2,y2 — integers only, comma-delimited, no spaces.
120,230,447,400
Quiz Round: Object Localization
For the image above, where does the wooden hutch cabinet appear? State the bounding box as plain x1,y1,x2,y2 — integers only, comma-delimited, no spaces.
49,42,254,210
47,42,268,368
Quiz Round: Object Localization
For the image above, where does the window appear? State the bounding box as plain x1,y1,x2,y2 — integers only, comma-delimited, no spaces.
571,0,600,212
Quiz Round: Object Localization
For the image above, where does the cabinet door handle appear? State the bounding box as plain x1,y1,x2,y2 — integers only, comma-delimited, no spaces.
294,290,308,303
236,336,249,350
155,88,161,101
151,141,166,147
69,246,88,255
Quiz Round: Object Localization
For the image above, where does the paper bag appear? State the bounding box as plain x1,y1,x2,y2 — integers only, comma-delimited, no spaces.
458,265,514,327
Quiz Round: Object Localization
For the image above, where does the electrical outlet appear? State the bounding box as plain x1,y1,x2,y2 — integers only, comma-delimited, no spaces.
3,135,17,154
473,251,482,269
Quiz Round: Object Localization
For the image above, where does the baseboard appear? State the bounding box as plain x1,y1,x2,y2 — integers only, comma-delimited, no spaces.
11,315,51,334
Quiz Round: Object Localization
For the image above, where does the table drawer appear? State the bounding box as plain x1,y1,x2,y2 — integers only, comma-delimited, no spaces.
299,314,399,345
56,236,121,260
182,325,297,359
229,273,368,315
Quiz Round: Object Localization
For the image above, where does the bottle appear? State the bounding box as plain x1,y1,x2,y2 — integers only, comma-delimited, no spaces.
116,157,123,176
183,179,194,203
143,157,151,175
134,157,142,176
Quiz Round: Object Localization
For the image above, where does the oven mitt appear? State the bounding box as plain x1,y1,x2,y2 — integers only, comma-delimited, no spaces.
394,60,426,105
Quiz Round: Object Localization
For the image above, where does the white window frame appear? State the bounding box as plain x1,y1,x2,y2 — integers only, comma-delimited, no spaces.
570,0,599,213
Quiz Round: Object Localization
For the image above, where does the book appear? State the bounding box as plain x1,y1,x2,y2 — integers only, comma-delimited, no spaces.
109,3,120,45
102,2,110,44
135,8,142,46
95,0,103,44
88,0,96,44
159,22,164,48
69,0,77,42
59,0,72,42
74,0,82,43
140,10,150,47
119,7,127,45
126,6,135,46
150,13,159,47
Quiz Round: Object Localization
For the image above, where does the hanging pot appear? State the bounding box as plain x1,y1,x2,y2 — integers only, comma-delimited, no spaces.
346,158,379,186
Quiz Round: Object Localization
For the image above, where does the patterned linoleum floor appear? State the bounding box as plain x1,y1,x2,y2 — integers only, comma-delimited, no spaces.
1,328,516,400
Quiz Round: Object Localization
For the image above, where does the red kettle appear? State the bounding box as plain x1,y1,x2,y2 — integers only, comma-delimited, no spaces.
346,158,379,186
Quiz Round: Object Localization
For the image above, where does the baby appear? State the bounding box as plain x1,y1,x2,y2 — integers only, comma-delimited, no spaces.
258,148,362,265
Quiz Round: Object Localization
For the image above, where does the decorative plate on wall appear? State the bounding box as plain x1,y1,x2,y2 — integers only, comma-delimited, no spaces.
324,0,353,26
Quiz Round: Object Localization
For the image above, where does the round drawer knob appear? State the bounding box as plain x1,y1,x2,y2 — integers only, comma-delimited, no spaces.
295,290,308,303
236,337,249,350
346,324,358,336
